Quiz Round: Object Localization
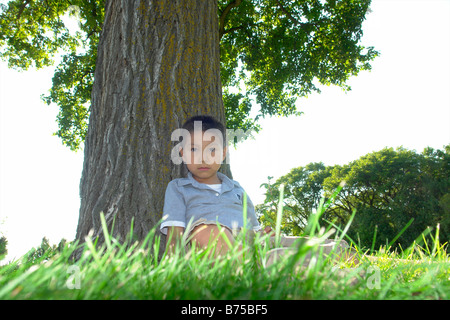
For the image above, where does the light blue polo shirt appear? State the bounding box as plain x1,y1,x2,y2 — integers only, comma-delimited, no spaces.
160,172,260,235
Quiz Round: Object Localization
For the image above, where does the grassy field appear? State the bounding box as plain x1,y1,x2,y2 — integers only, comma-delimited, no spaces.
1,190,448,300
0,225,448,300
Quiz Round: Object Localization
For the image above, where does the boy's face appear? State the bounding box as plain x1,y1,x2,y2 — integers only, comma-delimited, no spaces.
180,131,227,183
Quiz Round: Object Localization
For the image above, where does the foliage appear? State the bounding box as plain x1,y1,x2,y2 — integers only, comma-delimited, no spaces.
1,0,378,150
257,145,450,250
0,0,103,150
219,0,378,121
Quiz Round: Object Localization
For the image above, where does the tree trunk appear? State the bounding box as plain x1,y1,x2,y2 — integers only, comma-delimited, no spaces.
75,0,227,249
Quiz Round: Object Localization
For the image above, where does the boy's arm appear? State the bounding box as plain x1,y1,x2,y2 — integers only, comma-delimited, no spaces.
165,226,185,254
162,180,187,254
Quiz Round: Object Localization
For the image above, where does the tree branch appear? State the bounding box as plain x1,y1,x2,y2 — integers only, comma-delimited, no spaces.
275,0,300,25
221,25,245,37
17,0,33,21
219,0,242,40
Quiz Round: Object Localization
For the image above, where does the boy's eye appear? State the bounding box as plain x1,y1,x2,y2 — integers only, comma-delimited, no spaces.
210,148,216,153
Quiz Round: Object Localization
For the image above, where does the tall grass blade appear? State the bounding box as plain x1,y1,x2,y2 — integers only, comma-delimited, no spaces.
100,212,111,249
431,223,440,258
338,208,356,243
388,218,414,249
305,183,344,237
405,226,433,257
275,184,284,248
371,225,378,254
243,191,248,232
242,191,248,249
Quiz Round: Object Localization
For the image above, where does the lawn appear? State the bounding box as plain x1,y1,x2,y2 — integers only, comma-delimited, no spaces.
1,189,448,301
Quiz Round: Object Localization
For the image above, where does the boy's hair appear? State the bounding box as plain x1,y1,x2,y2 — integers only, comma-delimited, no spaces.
181,115,225,138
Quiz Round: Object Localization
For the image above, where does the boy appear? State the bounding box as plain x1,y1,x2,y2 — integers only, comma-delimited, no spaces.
161,115,269,256
161,115,357,266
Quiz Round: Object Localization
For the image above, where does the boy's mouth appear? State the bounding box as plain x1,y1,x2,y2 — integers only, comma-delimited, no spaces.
198,167,210,171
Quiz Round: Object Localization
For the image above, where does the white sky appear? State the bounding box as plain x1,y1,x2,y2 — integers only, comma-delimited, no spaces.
1,0,449,262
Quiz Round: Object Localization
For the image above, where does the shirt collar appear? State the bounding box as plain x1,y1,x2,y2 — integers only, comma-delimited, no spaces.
178,171,236,193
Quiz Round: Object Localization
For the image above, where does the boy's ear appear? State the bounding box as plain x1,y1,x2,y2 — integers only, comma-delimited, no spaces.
222,145,227,162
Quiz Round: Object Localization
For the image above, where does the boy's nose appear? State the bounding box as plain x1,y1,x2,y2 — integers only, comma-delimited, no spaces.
193,152,203,164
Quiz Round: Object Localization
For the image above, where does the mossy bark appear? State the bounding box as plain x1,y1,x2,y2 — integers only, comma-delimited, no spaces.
76,0,228,248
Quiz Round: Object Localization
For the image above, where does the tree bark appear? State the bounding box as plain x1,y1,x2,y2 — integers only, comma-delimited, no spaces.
75,0,227,249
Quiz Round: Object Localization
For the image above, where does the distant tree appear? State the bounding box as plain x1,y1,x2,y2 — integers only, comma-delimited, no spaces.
332,146,449,249
257,162,333,235
438,193,450,238
24,237,67,265
0,236,7,258
0,217,6,259
258,146,449,249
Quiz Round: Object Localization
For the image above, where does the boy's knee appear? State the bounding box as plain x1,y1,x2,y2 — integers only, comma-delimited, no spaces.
190,224,233,248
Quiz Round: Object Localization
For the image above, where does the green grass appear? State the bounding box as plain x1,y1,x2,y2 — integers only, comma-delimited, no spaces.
1,187,449,300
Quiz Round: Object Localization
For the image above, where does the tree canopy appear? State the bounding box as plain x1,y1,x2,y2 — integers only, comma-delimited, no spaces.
257,146,450,250
0,0,378,150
